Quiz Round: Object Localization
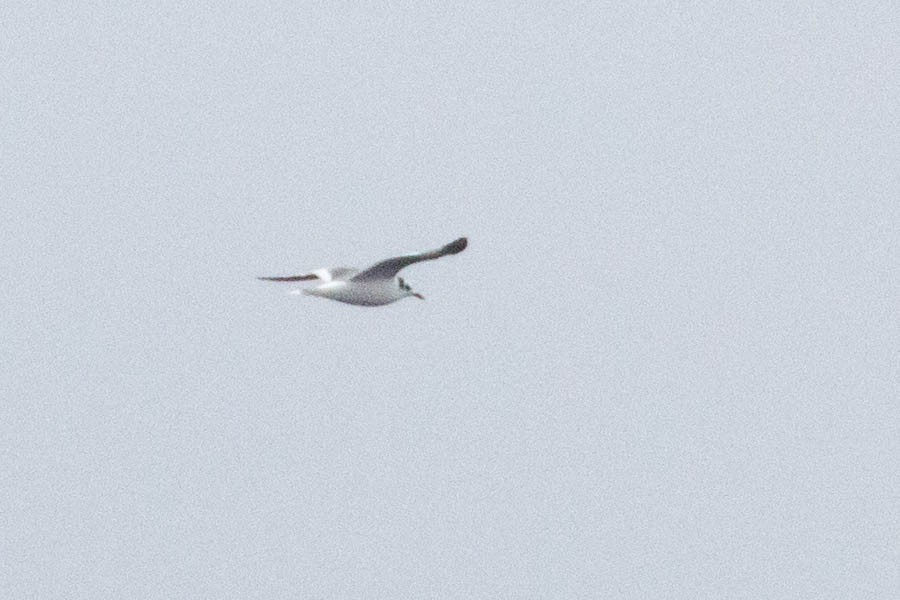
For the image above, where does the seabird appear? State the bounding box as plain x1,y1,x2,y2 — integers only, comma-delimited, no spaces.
258,237,468,306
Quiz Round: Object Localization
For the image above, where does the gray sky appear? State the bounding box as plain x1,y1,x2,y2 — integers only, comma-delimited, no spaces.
3,3,898,598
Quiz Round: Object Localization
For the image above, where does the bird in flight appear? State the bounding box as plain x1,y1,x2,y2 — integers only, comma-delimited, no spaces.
258,237,468,306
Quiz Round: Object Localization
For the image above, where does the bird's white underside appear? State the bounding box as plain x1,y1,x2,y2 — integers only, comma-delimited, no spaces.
303,280,406,306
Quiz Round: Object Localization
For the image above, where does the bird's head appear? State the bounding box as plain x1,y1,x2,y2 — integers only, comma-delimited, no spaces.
398,277,424,300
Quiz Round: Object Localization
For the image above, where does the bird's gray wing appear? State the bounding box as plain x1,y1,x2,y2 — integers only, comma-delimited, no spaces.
257,273,318,282
350,237,467,282
258,267,358,283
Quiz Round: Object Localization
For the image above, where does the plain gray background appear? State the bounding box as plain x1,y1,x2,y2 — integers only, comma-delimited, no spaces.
3,3,898,598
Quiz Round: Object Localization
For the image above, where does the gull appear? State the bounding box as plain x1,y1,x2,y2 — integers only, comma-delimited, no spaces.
258,237,468,306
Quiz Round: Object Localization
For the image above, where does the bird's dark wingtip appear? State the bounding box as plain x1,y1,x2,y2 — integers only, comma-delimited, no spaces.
445,237,468,255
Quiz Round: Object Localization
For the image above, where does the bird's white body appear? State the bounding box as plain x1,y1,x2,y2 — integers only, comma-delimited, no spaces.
260,237,467,307
299,280,407,306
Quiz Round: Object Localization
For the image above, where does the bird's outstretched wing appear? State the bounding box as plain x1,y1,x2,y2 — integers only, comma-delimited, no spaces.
257,273,318,282
258,267,358,283
350,237,467,282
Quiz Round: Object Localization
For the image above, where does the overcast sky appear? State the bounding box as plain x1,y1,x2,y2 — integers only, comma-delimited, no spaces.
3,3,898,598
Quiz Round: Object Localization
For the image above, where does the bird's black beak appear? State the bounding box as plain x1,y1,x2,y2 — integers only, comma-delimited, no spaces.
413,293,425,300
